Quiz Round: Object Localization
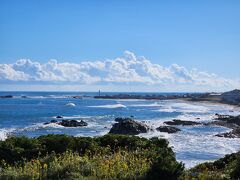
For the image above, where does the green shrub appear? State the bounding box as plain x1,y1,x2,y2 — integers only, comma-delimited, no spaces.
0,134,184,179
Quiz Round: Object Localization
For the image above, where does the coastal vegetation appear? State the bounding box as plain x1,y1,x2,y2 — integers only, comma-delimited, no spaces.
185,151,240,179
0,134,240,179
0,134,184,179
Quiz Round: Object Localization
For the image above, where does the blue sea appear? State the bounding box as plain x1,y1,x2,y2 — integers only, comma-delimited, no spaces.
0,91,240,168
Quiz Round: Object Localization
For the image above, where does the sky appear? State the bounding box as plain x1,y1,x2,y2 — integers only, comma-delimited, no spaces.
0,0,240,92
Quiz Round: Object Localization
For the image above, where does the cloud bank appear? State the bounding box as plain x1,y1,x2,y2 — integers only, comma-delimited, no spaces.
0,51,239,91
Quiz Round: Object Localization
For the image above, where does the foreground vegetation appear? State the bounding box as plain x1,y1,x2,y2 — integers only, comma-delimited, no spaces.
0,134,239,179
185,151,240,180
0,134,184,179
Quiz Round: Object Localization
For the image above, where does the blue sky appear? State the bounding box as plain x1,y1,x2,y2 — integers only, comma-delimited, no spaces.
0,0,240,91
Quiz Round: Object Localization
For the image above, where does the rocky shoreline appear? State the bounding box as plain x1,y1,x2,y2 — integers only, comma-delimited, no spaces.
44,119,88,127
208,114,240,138
43,113,240,138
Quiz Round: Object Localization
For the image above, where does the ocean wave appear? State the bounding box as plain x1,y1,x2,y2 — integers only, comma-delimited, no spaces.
88,103,126,108
153,102,209,113
19,123,64,132
129,102,161,107
139,126,240,168
0,128,15,141
66,103,76,107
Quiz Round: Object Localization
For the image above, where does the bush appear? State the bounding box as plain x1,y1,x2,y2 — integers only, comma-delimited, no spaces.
0,134,184,179
185,151,240,179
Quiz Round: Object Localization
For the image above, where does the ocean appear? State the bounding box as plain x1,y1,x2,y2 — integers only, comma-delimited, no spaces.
0,91,240,168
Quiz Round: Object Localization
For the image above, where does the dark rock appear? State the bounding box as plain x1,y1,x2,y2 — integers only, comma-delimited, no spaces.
50,120,58,123
56,116,63,119
220,89,240,105
58,119,88,127
207,121,238,129
114,117,133,122
109,118,149,135
216,128,240,138
0,95,13,98
156,126,181,133
44,122,50,125
215,114,240,126
72,96,82,99
164,119,201,126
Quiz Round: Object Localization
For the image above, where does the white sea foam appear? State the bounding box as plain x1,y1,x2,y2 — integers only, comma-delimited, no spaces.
116,99,147,102
169,133,240,168
88,103,126,108
0,128,15,141
139,122,240,168
129,102,161,107
76,129,109,137
154,102,209,113
66,103,76,107
19,123,64,132
0,129,9,141
28,96,46,99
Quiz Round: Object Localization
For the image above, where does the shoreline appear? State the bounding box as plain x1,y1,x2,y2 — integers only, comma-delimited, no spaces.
0,89,240,178
94,90,240,107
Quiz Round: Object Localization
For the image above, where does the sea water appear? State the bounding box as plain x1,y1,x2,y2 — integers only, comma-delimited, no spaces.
0,91,240,168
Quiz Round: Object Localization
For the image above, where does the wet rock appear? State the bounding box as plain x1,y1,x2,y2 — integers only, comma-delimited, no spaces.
109,118,149,135
114,117,133,122
59,120,88,127
44,119,87,127
156,126,181,133
72,96,82,99
164,119,201,126
207,121,239,129
215,114,240,126
51,120,58,123
0,95,13,98
56,116,63,119
216,128,240,138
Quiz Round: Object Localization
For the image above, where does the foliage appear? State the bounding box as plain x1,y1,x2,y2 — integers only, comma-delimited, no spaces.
0,134,184,179
184,151,240,180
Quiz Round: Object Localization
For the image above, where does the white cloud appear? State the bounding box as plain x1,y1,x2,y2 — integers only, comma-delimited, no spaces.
0,51,239,91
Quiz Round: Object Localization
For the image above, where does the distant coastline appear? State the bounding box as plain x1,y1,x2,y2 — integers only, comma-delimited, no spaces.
94,89,240,106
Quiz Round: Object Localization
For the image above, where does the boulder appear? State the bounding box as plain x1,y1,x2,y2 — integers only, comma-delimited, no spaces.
216,128,240,138
0,95,13,98
156,126,181,133
56,116,63,119
215,114,240,126
220,89,240,105
114,117,133,122
109,118,149,135
51,120,58,123
164,119,201,126
72,96,82,99
59,119,88,127
207,121,238,129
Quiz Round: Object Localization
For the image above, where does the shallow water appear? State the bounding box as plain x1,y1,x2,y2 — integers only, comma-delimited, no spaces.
0,91,240,168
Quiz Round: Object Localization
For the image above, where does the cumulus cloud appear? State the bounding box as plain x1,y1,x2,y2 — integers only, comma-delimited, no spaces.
0,51,239,90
